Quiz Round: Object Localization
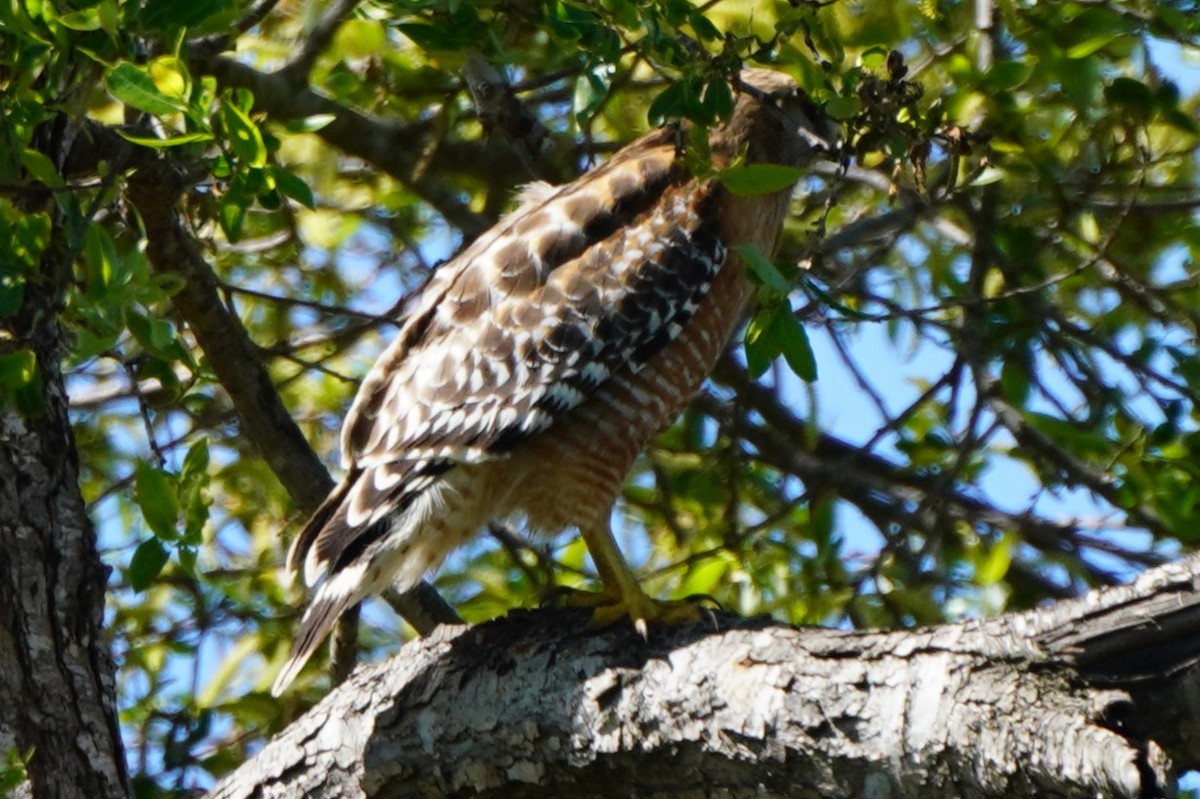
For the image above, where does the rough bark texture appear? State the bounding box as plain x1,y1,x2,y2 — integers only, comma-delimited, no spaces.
0,199,129,795
209,553,1200,798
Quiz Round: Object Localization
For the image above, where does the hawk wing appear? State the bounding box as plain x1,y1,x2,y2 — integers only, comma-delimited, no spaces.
290,127,728,586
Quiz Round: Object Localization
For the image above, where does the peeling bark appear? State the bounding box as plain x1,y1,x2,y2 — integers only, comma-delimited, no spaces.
210,553,1200,798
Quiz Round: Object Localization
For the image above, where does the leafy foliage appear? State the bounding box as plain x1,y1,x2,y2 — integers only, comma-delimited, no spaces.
1,0,1198,793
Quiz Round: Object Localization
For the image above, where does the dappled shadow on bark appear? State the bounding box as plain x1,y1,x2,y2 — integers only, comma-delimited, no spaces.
211,564,1200,798
362,607,749,794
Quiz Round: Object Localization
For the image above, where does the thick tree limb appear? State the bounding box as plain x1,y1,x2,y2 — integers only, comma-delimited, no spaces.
208,551,1200,798
188,49,498,238
0,182,128,795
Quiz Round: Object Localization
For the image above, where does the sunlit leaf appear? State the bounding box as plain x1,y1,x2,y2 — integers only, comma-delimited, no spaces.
220,101,267,167
18,149,61,187
106,62,185,115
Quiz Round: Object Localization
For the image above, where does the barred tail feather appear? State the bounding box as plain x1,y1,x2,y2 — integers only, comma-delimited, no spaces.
271,560,369,696
274,462,446,695
285,475,355,586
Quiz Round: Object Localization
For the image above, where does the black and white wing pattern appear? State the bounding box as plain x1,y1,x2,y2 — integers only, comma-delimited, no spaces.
288,128,727,589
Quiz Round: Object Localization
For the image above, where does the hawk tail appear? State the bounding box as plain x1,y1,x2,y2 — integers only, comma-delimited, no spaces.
274,462,448,694
284,476,353,585
271,556,372,696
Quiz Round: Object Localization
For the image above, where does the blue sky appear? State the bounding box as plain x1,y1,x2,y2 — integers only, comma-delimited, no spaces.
78,31,1200,791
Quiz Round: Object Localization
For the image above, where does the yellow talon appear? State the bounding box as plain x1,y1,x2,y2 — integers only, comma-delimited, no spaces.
548,582,717,635
588,594,711,636
548,522,722,637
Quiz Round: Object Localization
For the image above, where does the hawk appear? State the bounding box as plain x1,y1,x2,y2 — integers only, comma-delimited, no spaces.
272,68,837,695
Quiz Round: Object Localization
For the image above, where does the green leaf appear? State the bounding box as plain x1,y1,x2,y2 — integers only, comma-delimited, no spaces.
117,130,212,148
18,149,62,188
181,437,209,484
976,534,1014,586
0,275,24,317
999,357,1031,405
139,0,229,31
743,306,774,377
987,60,1034,90
125,308,183,361
220,101,267,167
1,213,51,272
334,18,386,58
688,11,720,41
0,747,32,793
734,243,792,293
742,302,818,381
395,21,478,54
1104,77,1153,115
701,77,734,121
83,222,117,293
177,545,197,576
218,194,246,242
647,81,686,125
283,114,336,134
56,7,103,30
180,439,210,545
861,46,888,70
773,310,818,382
678,556,728,598
1066,33,1126,59
0,349,35,386
129,538,169,591
0,349,43,416
134,461,179,540
270,167,315,209
106,62,185,116
719,163,803,196
823,95,861,120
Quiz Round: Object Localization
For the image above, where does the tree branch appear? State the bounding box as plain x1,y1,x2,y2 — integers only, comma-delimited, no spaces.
123,155,459,656
188,49,509,237
0,164,128,797
208,551,1200,798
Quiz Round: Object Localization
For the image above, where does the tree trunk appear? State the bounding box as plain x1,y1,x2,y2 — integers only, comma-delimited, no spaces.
210,553,1200,798
0,158,129,798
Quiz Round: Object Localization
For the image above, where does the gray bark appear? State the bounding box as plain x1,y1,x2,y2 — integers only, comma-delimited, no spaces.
209,552,1200,798
0,174,129,796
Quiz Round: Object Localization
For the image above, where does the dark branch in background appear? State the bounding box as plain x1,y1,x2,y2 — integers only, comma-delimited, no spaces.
461,52,552,181
188,47,492,237
126,158,334,505
280,0,362,82
120,149,459,685
187,44,581,239
704,357,1160,591
986,392,1170,538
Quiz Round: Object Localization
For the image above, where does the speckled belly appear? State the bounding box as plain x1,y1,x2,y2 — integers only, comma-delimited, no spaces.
499,257,756,534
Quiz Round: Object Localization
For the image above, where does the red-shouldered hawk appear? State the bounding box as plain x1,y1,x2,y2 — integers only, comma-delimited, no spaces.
272,69,837,695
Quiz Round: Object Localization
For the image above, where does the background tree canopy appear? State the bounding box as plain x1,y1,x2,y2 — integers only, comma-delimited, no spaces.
1,0,1197,794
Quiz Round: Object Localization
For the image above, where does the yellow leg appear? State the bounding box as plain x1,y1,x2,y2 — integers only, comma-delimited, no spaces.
573,521,707,637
